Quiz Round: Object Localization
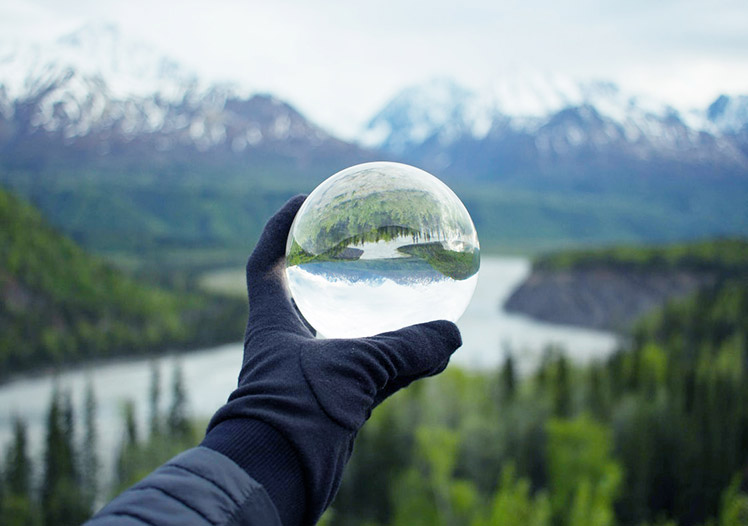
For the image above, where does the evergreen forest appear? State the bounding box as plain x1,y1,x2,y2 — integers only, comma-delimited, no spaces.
1,239,747,525
0,187,246,379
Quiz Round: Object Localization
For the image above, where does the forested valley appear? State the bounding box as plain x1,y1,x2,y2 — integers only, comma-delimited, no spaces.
2,240,747,525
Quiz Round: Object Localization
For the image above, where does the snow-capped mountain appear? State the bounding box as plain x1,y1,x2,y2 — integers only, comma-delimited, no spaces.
0,22,201,138
1,22,747,184
362,77,748,178
360,74,612,152
0,23,199,103
360,79,487,153
0,23,366,165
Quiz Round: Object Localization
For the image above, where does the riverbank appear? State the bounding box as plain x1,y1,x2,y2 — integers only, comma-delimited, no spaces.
504,239,746,332
505,267,713,332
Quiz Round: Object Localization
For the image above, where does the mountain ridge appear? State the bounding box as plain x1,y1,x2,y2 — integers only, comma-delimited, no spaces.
0,23,746,260
0,23,370,168
2,24,747,169
363,77,748,179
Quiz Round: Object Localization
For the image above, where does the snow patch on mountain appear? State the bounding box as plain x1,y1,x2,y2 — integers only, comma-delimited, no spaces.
1,22,746,171
706,95,748,134
359,78,482,152
363,74,693,150
361,71,748,170
0,23,202,103
0,23,207,140
486,68,583,119
0,22,354,159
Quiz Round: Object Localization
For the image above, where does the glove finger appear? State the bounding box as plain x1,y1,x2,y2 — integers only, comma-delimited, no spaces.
363,320,461,379
372,356,450,406
363,321,459,406
247,194,306,277
299,321,460,430
245,195,313,338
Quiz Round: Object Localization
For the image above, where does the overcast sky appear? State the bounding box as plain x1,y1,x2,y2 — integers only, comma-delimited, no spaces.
2,0,748,138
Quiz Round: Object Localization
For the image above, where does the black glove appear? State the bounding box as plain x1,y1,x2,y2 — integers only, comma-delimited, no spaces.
203,195,462,524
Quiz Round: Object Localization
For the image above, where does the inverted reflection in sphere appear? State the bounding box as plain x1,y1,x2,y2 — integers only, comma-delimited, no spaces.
285,161,480,338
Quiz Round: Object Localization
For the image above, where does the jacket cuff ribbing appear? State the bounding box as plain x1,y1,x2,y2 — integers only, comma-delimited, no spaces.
202,418,306,525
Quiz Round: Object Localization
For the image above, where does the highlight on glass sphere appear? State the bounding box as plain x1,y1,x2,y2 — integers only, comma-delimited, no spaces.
285,161,480,338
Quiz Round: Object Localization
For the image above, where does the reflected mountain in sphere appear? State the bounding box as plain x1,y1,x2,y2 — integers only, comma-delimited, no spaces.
285,162,480,338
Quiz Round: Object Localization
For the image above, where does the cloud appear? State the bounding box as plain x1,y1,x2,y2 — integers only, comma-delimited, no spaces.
1,0,747,138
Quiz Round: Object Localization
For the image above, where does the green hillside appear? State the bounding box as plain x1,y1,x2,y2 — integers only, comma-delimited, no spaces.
0,187,246,378
0,163,316,270
2,163,747,270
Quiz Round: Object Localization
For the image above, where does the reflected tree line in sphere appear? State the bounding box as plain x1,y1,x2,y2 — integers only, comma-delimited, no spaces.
296,188,474,256
288,224,479,282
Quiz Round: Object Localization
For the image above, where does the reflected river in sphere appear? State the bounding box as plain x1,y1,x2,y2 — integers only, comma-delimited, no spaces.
285,162,480,338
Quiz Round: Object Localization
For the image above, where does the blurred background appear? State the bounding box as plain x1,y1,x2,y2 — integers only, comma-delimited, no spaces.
0,1,747,525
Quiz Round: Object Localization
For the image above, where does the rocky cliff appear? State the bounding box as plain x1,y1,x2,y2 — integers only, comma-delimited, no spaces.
504,266,715,332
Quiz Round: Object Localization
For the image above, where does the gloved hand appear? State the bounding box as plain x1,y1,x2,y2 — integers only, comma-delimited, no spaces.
203,195,462,525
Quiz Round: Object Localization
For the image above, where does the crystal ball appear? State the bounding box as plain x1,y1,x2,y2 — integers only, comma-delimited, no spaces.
285,161,480,338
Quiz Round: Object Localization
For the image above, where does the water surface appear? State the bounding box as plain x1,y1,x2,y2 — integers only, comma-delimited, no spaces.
0,256,617,483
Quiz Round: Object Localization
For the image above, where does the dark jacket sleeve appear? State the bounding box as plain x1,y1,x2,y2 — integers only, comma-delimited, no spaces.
85,446,282,526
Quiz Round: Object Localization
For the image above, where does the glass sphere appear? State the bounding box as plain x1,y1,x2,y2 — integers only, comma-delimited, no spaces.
285,161,480,338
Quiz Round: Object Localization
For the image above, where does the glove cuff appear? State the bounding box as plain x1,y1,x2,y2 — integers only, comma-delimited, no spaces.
202,418,306,525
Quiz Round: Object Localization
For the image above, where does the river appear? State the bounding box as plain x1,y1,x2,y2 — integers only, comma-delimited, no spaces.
0,256,617,485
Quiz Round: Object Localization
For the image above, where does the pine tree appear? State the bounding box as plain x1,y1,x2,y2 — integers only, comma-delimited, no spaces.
81,379,98,510
500,353,517,402
114,400,139,493
535,348,553,392
124,399,138,447
41,387,89,526
6,416,31,498
3,416,38,526
167,363,190,439
62,392,75,461
149,361,161,437
552,355,572,418
586,365,607,420
42,387,64,522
